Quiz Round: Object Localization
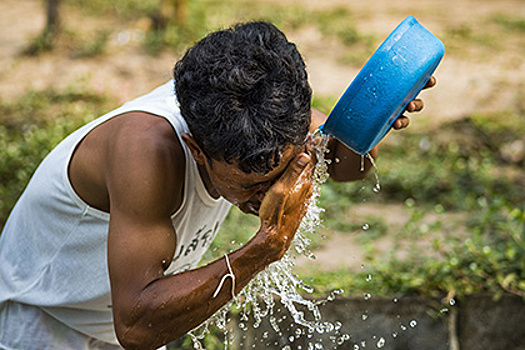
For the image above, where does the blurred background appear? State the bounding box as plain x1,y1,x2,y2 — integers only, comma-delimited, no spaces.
0,0,524,347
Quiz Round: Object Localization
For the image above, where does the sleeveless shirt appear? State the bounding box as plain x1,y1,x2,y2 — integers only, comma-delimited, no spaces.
0,81,232,345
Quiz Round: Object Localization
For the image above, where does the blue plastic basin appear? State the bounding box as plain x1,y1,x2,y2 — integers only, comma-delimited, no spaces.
320,15,445,155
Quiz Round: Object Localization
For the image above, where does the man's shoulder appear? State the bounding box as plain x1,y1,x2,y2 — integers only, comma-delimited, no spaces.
108,112,184,163
103,112,186,212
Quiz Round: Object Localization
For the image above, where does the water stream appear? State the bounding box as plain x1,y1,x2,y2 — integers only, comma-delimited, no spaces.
188,131,351,349
186,132,396,349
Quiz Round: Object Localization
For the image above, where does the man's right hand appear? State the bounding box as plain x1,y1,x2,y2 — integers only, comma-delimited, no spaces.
257,151,315,263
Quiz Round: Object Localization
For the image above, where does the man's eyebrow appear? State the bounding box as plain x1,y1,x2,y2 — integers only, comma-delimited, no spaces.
241,179,273,190
242,153,299,190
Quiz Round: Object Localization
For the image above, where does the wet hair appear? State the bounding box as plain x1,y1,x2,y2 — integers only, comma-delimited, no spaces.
173,21,312,174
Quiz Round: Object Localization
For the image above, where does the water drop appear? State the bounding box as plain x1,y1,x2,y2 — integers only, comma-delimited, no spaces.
392,297,398,303
364,293,372,300
361,312,369,321
362,223,370,231
440,307,449,313
400,324,407,331
372,183,381,193
354,345,360,350
450,298,456,306
366,274,372,282
391,331,398,338
376,337,386,348
410,320,418,328
334,157,340,163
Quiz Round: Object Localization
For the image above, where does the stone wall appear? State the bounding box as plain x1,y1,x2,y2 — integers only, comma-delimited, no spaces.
231,293,525,350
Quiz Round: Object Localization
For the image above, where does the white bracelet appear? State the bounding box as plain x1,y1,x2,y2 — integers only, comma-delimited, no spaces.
212,253,236,299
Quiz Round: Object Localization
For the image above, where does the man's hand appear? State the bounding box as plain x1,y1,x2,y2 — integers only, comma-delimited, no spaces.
257,151,315,262
392,76,437,130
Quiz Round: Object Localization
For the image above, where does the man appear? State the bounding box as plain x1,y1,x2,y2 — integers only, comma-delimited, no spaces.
0,21,433,349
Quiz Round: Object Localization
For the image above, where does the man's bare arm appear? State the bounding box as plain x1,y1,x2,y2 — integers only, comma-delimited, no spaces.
105,119,315,349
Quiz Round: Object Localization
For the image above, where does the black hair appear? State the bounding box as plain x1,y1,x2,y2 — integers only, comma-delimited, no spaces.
173,21,312,174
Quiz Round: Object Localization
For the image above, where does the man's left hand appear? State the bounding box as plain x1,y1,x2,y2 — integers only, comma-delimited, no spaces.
392,76,437,130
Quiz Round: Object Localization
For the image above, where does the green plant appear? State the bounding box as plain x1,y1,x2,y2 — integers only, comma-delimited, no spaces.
301,198,525,300
75,30,110,58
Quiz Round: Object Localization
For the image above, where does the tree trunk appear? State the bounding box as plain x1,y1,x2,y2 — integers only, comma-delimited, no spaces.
153,0,187,31
45,0,61,34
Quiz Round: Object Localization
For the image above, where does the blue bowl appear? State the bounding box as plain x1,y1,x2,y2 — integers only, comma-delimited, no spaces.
320,15,445,155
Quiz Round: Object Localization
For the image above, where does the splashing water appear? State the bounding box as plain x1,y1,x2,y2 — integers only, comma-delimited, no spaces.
188,131,345,349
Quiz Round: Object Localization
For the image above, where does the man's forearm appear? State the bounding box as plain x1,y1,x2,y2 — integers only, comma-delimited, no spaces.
310,107,377,182
112,231,275,350
326,137,378,182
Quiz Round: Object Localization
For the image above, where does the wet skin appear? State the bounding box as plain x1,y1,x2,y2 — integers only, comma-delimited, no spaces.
181,133,307,217
66,76,435,349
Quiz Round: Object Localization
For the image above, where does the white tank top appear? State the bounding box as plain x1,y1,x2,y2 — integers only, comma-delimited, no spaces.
0,81,232,344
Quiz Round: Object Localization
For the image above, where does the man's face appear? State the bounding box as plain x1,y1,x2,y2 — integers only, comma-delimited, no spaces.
204,145,303,216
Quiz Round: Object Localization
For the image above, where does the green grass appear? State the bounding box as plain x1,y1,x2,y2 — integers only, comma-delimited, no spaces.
302,198,525,299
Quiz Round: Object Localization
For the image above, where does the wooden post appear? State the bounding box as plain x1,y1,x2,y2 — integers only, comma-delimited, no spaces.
153,0,187,31
45,0,61,35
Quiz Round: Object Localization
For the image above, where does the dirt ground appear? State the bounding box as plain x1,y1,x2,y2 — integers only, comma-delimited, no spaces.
1,0,524,272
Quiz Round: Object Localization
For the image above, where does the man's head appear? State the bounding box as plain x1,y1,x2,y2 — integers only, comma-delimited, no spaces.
173,21,312,175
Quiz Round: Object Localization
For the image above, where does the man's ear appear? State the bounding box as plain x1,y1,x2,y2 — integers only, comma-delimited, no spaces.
181,133,207,165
